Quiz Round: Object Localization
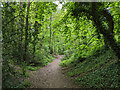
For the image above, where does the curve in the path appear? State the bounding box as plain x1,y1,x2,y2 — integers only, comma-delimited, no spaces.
28,55,79,88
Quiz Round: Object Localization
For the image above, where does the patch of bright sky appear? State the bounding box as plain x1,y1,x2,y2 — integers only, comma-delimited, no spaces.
0,2,3,7
53,1,63,10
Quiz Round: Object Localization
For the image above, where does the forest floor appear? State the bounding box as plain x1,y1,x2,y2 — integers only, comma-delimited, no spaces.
27,55,80,88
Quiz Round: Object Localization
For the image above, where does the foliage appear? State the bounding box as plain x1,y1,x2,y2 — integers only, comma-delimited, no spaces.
75,60,119,88
59,2,119,88
1,1,120,88
2,2,57,88
60,48,119,88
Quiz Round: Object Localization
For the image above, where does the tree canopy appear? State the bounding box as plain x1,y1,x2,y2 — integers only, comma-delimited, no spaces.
1,1,120,88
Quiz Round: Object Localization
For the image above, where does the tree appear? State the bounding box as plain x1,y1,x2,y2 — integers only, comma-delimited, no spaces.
24,2,31,61
19,2,25,61
69,2,120,59
49,15,53,54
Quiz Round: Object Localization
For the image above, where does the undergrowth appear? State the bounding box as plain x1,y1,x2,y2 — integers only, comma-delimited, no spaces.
75,60,119,88
2,54,55,88
60,48,119,88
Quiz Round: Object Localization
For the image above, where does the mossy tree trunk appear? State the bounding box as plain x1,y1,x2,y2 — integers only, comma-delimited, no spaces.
91,3,120,59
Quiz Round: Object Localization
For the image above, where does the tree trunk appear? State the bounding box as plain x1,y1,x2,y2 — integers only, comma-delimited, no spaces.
49,15,53,54
53,31,56,54
19,2,24,61
33,21,37,59
33,35,36,59
92,3,120,59
24,2,31,61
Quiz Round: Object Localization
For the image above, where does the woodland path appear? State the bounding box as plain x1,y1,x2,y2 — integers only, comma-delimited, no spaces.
27,55,79,88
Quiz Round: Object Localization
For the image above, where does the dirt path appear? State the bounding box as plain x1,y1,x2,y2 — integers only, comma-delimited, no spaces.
27,55,79,88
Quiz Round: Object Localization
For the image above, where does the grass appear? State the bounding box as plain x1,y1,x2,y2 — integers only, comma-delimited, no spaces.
60,48,119,88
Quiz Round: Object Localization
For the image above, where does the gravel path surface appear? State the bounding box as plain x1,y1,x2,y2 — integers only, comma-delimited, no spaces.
28,55,79,88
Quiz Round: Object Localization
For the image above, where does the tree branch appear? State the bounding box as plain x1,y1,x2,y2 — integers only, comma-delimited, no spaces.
2,15,25,28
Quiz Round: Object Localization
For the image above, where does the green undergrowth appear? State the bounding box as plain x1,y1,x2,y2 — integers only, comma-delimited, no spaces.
75,60,119,88
26,55,55,71
24,55,55,87
3,54,55,88
60,48,119,88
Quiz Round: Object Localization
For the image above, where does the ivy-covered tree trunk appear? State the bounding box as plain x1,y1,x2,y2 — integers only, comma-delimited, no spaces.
92,3,120,59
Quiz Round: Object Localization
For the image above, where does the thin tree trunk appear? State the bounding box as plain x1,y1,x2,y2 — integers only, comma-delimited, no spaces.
19,2,24,61
33,35,36,59
49,15,53,54
24,2,31,61
33,21,37,60
53,31,56,54
33,4,39,60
